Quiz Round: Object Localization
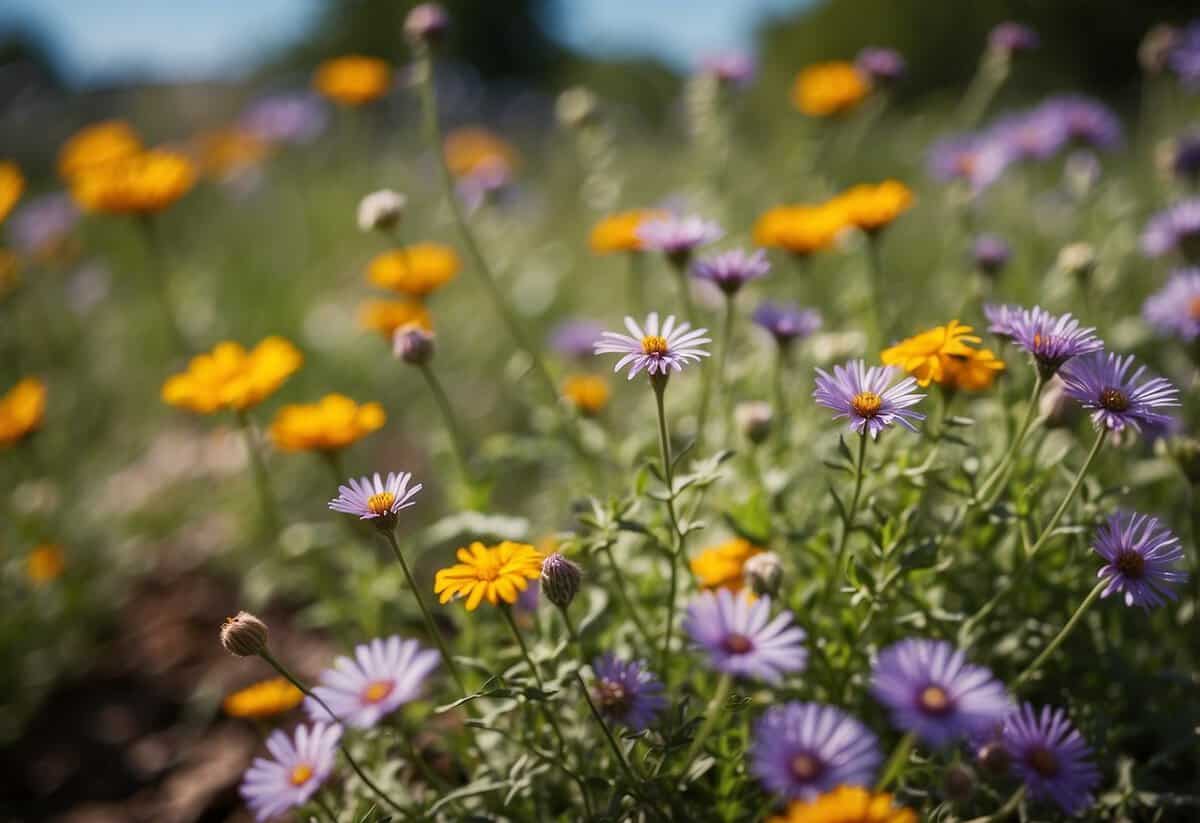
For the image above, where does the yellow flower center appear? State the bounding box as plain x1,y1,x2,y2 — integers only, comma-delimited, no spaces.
290,764,314,786
1099,387,1129,412
789,753,823,781
367,491,396,515
918,685,952,715
850,391,883,417
641,335,669,355
1027,747,1059,778
362,680,395,704
474,556,502,582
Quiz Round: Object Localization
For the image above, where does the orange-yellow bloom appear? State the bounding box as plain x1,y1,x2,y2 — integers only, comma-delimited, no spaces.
792,62,871,117
943,347,1006,391
881,321,983,387
0,377,46,447
193,127,271,180
367,244,460,298
26,544,65,586
754,204,848,256
767,786,917,823
589,209,669,254
358,299,433,339
434,541,544,611
690,538,764,592
58,120,143,181
70,149,196,215
562,374,609,416
223,677,304,718
443,127,519,178
270,394,385,452
313,56,392,106
831,180,914,233
161,337,302,414
0,162,24,223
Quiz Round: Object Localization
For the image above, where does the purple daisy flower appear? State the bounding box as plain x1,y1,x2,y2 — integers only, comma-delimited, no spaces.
989,109,1068,162
590,654,668,731
691,248,771,296
594,312,710,380
1048,96,1122,150
1007,306,1103,378
683,588,807,684
869,638,1012,748
1170,131,1200,181
752,301,821,346
1143,269,1200,341
636,214,723,263
972,234,1011,275
7,193,79,257
988,22,1040,54
240,722,342,822
1169,22,1200,88
813,360,925,439
241,93,328,145
750,702,882,800
983,303,1023,340
1141,199,1200,260
1002,704,1099,816
1059,352,1179,432
328,471,422,527
1093,511,1188,609
304,636,439,728
701,52,756,87
928,134,1012,193
856,47,906,83
548,319,605,358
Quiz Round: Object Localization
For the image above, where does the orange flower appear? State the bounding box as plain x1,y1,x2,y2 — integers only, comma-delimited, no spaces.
881,321,984,387
58,120,143,180
161,337,302,414
71,149,196,215
767,786,917,823
0,162,24,223
754,204,848,256
223,678,304,718
943,347,1006,391
589,209,669,254
443,127,519,178
358,299,433,339
26,544,65,586
193,127,270,180
792,61,871,116
270,394,386,452
313,56,392,106
434,541,544,611
562,374,609,416
0,377,46,447
367,244,460,298
690,538,764,592
831,181,914,233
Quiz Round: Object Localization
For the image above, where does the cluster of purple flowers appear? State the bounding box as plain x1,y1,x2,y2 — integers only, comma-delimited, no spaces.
1141,199,1200,260
1143,269,1200,341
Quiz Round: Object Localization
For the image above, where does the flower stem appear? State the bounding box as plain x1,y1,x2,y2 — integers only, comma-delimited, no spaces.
382,530,467,694
500,605,571,753
975,373,1044,507
679,673,733,777
137,215,190,355
235,410,280,535
874,730,917,791
825,433,868,604
697,295,736,447
1013,579,1106,690
653,379,685,673
417,362,473,486
864,234,886,345
772,345,790,448
602,543,653,646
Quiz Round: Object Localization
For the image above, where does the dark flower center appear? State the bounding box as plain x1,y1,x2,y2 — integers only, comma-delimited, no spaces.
1114,548,1145,579
1099,387,1129,412
789,752,824,781
918,684,954,716
1027,746,1060,778
594,679,631,714
850,391,883,418
641,335,668,356
722,633,754,654
978,742,1011,775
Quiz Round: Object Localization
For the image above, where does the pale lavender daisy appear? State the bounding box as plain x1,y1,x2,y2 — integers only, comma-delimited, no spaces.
594,312,710,380
983,303,1022,340
750,702,882,800
1143,269,1200,341
856,47,906,84
328,471,422,529
304,636,439,728
683,588,807,685
753,301,822,346
636,214,723,263
691,248,771,296
1141,199,1200,260
701,52,756,87
1059,352,1179,432
870,638,1012,748
240,722,342,821
813,360,925,439
1093,511,1188,609
1007,305,1104,378
1002,703,1099,816
988,22,1040,54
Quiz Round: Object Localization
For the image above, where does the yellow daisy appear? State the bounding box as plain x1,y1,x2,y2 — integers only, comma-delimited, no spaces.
792,62,871,117
367,244,460,298
58,120,143,181
270,394,386,452
561,374,610,416
358,298,433,339
754,203,848,257
443,127,519,178
223,677,304,718
880,320,983,387
0,377,47,448
690,538,764,592
830,180,914,234
0,161,24,223
943,347,1006,392
434,541,544,611
161,337,303,414
767,786,917,823
70,149,196,215
26,544,65,587
313,56,392,106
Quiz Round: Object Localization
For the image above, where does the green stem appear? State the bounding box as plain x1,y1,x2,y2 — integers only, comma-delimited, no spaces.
976,373,1044,507
500,606,571,753
1013,580,1105,690
864,234,885,346
668,257,696,325
679,673,733,776
417,363,473,485
874,731,917,791
653,379,684,672
704,295,736,445
772,345,789,446
235,410,280,535
137,215,190,355
602,543,653,646
627,251,647,316
382,530,467,694
963,786,1026,823
825,433,868,604
313,793,340,823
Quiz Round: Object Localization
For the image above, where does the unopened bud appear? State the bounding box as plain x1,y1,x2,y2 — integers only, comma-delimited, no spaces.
540,552,582,609
405,3,449,46
977,741,1011,777
1139,24,1178,75
1056,242,1096,278
971,234,1010,277
943,764,975,802
221,611,269,657
393,324,435,365
735,401,774,445
357,189,406,232
743,551,783,597
556,87,598,129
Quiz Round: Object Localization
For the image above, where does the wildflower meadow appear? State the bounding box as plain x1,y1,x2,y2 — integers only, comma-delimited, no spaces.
5,4,1200,821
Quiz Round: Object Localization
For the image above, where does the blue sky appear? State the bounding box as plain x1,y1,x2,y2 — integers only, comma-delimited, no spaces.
0,0,809,87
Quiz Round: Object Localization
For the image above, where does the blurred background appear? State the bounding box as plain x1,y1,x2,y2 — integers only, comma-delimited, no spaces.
3,1,1200,821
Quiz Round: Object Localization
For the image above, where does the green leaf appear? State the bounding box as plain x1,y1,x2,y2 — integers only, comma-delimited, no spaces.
428,779,510,814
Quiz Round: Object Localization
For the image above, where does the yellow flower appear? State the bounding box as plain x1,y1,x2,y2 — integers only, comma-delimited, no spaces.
161,337,303,414
193,127,270,179
0,248,20,298
831,180,914,233
270,394,386,452
792,61,871,117
562,374,609,416
943,347,1006,392
690,538,764,592
443,127,519,178
223,677,304,718
26,544,65,587
0,161,24,223
767,786,917,823
881,321,983,387
589,209,669,254
58,120,143,180
313,56,392,106
0,377,47,447
358,298,433,339
367,244,460,298
70,149,197,215
434,541,544,611
754,204,848,256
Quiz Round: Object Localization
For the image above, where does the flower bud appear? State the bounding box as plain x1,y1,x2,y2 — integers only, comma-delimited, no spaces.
1056,242,1096,278
971,234,1010,277
942,764,975,802
357,189,406,232
540,552,581,609
976,741,1011,777
393,323,435,365
743,551,783,597
1139,24,1178,75
221,611,269,657
555,87,598,130
405,3,449,46
735,401,773,445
